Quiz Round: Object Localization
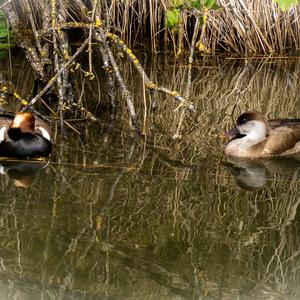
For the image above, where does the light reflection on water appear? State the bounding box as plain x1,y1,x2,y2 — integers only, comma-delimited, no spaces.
0,53,300,299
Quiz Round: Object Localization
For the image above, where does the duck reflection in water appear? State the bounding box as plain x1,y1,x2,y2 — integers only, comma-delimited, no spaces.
223,156,300,190
0,160,49,188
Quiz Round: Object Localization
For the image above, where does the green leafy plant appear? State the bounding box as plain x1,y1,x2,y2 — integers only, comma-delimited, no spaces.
166,0,220,29
166,8,181,28
274,0,298,11
191,0,220,10
0,10,15,50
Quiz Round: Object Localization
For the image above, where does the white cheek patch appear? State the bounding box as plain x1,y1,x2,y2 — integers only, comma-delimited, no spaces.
0,127,7,142
0,164,5,175
239,120,267,141
36,127,51,141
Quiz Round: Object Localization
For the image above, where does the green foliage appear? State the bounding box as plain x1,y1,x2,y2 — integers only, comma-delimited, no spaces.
191,0,220,10
0,50,8,59
165,0,220,29
274,0,298,11
0,11,8,39
171,0,185,8
166,8,181,28
0,10,15,50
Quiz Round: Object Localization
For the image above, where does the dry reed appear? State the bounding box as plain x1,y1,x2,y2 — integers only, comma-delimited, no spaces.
98,0,300,55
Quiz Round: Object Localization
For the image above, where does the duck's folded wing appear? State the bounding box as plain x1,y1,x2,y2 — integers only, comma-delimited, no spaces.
264,126,300,155
269,119,300,128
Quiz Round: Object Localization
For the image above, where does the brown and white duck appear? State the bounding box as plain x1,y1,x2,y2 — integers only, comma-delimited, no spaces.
223,111,300,158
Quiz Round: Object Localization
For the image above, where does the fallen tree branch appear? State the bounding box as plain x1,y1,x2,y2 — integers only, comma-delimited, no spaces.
106,32,194,111
74,0,141,134
37,19,195,112
22,38,89,111
3,2,46,80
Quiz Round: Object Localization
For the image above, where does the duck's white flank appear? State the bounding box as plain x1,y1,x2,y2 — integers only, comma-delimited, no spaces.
36,126,51,141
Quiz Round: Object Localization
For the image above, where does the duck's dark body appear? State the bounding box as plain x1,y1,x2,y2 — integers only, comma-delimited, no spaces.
0,112,52,158
0,132,52,158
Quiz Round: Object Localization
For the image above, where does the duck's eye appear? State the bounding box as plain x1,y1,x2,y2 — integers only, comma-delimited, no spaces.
238,117,247,125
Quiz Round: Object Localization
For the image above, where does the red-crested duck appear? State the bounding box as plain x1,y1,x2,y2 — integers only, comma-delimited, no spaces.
0,112,52,158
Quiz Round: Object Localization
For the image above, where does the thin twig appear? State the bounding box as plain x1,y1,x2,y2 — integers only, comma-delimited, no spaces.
0,0,11,10
22,38,89,110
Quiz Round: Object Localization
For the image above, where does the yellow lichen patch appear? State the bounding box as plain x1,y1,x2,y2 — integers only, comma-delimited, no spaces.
13,92,21,99
63,49,70,60
84,71,95,80
96,215,103,230
146,82,156,89
95,17,102,27
170,91,179,97
75,63,80,70
104,67,113,73
41,50,48,57
21,100,28,105
196,41,210,54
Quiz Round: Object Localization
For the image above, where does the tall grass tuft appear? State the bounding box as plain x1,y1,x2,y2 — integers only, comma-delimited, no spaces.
4,0,300,55
97,0,300,55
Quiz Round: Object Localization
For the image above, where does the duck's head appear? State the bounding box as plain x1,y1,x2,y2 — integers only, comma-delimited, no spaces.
11,112,35,132
224,111,270,142
8,112,35,140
